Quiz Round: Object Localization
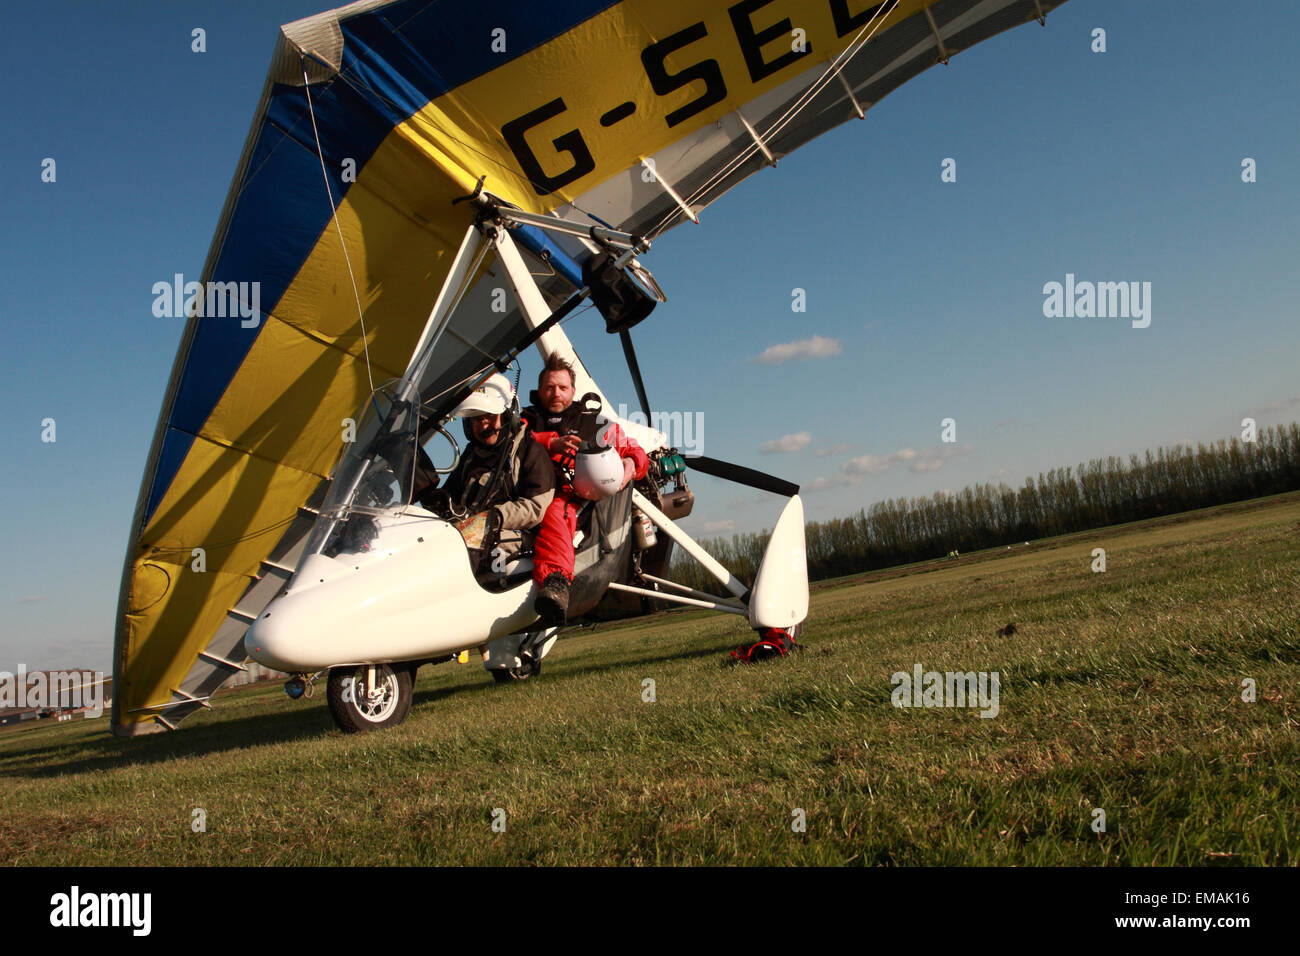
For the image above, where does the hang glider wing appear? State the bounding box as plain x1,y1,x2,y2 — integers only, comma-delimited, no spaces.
114,0,1069,734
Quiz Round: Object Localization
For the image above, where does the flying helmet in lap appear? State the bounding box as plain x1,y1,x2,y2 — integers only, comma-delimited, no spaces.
572,446,624,500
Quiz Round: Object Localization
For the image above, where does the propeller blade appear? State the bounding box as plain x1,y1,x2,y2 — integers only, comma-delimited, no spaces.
619,330,652,421
683,455,799,498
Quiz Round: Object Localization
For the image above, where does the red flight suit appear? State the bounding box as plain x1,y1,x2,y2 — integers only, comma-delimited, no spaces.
526,408,649,584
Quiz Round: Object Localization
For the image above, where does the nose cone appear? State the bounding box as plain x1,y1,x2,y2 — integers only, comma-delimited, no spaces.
243,613,299,673
240,574,356,673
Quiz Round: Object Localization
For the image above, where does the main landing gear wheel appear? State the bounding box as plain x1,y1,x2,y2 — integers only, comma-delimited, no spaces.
490,655,542,683
730,623,804,663
327,663,413,732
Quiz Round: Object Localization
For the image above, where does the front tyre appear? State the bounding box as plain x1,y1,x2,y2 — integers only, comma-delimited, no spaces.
327,663,413,733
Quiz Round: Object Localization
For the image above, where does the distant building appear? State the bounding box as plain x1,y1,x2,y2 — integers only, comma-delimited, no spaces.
0,709,42,728
226,661,286,687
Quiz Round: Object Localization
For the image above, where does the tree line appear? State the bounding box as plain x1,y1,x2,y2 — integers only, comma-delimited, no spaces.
668,422,1300,592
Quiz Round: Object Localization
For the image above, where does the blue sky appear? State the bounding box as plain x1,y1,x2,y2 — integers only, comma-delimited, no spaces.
1,0,1297,672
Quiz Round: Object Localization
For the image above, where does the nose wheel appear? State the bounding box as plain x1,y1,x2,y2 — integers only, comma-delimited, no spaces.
326,663,413,732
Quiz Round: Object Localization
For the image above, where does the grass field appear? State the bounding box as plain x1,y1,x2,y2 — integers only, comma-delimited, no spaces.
3,493,1297,866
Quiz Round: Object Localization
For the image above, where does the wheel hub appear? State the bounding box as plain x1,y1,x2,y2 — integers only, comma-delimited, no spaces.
355,668,398,721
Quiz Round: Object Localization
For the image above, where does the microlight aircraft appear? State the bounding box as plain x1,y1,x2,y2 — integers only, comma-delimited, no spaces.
113,0,1069,735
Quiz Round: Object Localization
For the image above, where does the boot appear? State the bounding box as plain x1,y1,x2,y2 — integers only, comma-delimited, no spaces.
534,572,570,626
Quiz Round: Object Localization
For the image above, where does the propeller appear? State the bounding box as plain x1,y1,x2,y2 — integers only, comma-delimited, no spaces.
619,328,798,498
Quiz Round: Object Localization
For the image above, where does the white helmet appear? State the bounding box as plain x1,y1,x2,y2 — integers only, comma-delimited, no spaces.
571,447,624,500
454,373,514,418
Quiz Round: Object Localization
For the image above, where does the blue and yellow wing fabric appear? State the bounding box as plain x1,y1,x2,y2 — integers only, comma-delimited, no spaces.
114,0,1068,734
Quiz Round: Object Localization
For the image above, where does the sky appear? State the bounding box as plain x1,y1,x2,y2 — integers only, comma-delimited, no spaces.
1,0,1297,673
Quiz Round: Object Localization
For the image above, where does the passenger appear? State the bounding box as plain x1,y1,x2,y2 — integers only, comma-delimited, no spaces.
523,354,648,623
426,373,554,569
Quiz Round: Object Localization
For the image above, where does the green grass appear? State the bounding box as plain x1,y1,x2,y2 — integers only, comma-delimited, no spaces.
3,493,1298,865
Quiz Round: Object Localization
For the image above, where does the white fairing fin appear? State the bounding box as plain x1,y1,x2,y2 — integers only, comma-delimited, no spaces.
747,495,809,630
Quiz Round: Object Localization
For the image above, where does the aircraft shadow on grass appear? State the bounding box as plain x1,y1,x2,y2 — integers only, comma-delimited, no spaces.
3,641,744,777
1,706,333,779
408,640,735,704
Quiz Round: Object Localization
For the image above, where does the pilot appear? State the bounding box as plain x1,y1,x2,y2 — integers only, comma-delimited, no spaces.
426,373,554,568
523,353,648,624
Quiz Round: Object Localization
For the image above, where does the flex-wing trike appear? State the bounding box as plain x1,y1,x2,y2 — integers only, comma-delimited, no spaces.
243,195,809,732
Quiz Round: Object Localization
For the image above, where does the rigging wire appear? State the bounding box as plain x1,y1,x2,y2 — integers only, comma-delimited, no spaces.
644,0,902,239
303,60,377,396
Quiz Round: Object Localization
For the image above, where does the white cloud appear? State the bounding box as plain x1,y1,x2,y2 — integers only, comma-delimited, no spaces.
806,445,971,492
17,595,43,605
1248,395,1300,417
752,335,842,364
760,431,812,454
805,475,854,492
701,520,736,533
841,453,893,477
814,442,853,457
905,446,969,473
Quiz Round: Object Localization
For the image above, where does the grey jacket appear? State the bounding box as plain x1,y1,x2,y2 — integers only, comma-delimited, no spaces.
443,426,555,531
